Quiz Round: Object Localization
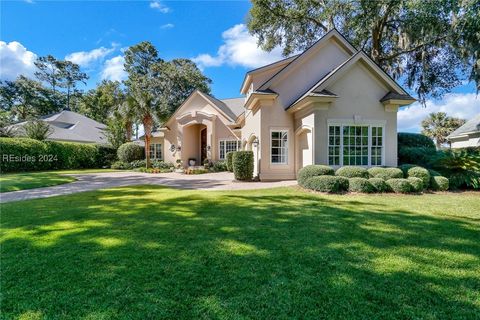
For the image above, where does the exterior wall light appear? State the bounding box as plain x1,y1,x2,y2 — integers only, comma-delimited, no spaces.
170,144,176,152
176,145,182,152
207,145,211,151
253,138,259,148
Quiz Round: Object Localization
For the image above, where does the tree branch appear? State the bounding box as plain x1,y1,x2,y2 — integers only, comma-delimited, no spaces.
379,35,449,62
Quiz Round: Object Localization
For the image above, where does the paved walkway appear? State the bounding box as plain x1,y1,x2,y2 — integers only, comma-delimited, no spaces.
0,172,297,203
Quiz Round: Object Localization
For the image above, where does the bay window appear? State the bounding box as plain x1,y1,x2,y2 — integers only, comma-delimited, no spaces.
328,124,384,166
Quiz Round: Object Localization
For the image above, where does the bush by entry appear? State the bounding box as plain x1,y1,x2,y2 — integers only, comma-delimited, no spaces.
232,151,254,181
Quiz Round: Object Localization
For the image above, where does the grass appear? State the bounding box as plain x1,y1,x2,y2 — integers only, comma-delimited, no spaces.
1,186,479,319
0,169,121,193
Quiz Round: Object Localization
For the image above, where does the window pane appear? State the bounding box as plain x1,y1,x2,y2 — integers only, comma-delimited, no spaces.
271,131,288,163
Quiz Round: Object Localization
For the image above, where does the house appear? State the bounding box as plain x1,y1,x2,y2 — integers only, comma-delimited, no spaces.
447,113,480,148
12,110,108,144
150,29,415,180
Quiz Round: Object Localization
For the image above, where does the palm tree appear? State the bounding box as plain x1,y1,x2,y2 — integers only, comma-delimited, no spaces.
421,112,466,149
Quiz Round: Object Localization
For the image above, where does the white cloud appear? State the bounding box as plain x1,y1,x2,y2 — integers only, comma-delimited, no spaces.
65,46,115,67
0,41,37,80
160,23,174,29
398,93,480,132
149,1,170,13
192,24,286,70
101,55,127,82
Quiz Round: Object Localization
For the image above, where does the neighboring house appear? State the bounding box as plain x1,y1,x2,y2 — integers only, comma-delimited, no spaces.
12,110,108,144
447,113,480,148
150,29,415,180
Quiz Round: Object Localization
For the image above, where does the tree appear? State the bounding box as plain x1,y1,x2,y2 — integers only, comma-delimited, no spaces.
23,120,53,141
104,117,128,149
124,41,163,168
79,80,125,123
421,112,466,148
247,0,480,103
58,61,88,110
34,55,63,93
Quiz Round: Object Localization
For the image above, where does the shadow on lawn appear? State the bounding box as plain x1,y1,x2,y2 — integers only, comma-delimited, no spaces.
1,186,479,319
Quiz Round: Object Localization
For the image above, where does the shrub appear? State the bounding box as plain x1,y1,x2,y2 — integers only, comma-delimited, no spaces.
303,175,349,193
297,165,334,187
370,167,404,180
431,176,449,191
386,178,412,193
398,164,416,175
226,152,234,172
429,148,480,189
130,159,146,168
111,161,132,170
232,151,254,181
369,178,390,193
0,137,101,172
398,132,435,149
398,147,435,166
151,160,174,170
367,167,386,178
96,145,117,167
406,166,430,189
212,161,227,172
408,177,424,193
335,166,369,178
348,177,374,193
117,142,144,163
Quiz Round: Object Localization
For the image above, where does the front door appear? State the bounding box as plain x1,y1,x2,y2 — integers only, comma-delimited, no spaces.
200,128,207,164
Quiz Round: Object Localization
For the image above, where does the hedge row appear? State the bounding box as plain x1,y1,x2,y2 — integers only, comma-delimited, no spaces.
0,137,116,172
297,164,449,193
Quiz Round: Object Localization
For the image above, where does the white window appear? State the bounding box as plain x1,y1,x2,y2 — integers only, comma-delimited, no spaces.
271,130,288,164
149,143,163,160
328,124,384,166
219,140,240,159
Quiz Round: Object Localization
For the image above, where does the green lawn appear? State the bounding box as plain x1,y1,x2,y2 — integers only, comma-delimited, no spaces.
1,187,479,319
0,169,121,193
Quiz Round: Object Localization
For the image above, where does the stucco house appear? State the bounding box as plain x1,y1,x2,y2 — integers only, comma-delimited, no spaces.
447,113,480,148
150,29,415,180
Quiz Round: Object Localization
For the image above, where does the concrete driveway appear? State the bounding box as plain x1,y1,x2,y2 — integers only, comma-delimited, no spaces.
0,171,297,203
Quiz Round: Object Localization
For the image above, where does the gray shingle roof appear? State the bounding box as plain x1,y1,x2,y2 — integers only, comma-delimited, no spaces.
448,113,480,138
202,92,245,120
13,110,107,144
380,91,415,102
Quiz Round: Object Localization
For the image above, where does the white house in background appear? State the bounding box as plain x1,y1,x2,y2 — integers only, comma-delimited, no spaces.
148,29,416,180
12,110,108,144
448,113,480,148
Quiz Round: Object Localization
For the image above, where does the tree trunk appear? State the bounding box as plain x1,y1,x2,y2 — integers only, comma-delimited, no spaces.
125,120,133,142
66,86,71,110
143,115,153,168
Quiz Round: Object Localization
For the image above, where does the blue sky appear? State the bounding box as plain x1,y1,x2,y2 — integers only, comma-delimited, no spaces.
1,0,479,131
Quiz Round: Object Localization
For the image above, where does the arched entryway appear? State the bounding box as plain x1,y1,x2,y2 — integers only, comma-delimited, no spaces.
295,126,313,174
182,123,207,166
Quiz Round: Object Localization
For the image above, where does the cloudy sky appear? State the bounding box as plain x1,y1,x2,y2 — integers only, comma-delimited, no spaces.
1,0,478,132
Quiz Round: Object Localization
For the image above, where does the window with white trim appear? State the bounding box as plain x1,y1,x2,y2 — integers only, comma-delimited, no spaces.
149,143,163,160
219,140,240,159
271,130,288,164
328,124,384,166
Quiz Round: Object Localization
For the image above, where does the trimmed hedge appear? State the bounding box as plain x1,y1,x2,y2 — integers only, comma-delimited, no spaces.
398,164,416,175
431,176,449,191
369,178,390,193
398,132,435,149
335,166,369,178
369,167,403,180
406,166,430,189
297,165,334,187
367,167,386,178
117,142,144,163
408,177,424,192
398,146,435,166
212,161,227,172
0,137,102,172
96,145,117,167
303,175,349,193
226,152,234,172
386,178,412,193
232,151,254,181
348,177,374,193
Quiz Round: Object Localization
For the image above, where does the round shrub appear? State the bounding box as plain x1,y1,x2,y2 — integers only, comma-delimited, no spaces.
226,152,234,172
431,176,449,191
398,132,435,149
398,164,416,175
369,178,390,193
348,177,374,193
386,178,412,193
111,161,132,170
232,151,254,181
117,142,144,163
367,167,386,178
212,160,227,172
371,167,404,180
408,177,424,193
335,166,369,178
428,169,442,177
303,175,349,193
406,166,430,189
297,165,334,187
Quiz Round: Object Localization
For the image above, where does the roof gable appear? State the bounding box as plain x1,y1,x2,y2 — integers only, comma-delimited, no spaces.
448,113,480,138
258,29,356,91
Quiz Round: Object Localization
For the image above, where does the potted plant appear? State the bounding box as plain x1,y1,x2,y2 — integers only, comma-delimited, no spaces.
175,159,184,173
188,158,196,166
